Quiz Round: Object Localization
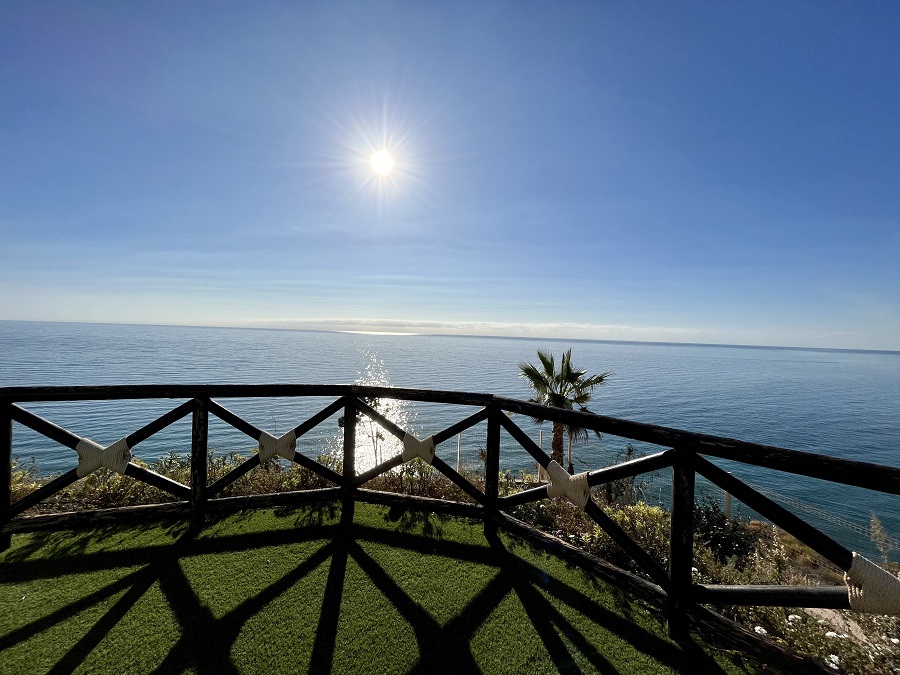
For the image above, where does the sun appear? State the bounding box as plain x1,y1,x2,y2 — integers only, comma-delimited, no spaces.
369,150,395,177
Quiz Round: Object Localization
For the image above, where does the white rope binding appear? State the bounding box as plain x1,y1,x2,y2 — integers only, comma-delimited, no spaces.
846,552,900,615
402,433,435,464
75,437,132,478
545,460,591,509
258,430,297,463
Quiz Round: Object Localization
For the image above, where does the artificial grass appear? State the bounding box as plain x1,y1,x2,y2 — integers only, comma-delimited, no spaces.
0,503,765,674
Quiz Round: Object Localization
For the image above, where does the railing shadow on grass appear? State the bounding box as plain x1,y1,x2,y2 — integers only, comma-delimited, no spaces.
0,502,710,674
4,383,899,673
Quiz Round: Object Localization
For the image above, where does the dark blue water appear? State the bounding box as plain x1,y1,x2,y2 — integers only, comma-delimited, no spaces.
2,320,898,559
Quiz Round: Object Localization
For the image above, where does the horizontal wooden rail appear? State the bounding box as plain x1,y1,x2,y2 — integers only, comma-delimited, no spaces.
694,584,850,609
495,397,900,495
0,384,494,406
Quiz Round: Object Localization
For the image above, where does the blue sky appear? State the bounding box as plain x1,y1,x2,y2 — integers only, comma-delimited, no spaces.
2,2,898,349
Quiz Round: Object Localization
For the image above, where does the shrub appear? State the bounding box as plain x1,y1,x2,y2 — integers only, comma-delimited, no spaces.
693,496,755,567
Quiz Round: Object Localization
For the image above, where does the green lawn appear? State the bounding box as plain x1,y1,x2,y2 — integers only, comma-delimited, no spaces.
0,503,764,674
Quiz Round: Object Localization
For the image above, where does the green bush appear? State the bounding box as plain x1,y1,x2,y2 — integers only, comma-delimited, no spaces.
693,496,756,567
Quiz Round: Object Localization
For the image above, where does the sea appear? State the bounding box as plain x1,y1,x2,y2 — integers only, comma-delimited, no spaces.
1,320,898,561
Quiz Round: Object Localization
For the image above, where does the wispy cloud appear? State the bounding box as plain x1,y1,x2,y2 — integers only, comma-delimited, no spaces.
239,317,705,342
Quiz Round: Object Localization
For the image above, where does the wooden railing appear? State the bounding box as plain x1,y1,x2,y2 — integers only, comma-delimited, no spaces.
3,384,900,644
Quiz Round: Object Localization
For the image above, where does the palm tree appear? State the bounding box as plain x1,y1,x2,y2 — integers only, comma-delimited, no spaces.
518,349,611,473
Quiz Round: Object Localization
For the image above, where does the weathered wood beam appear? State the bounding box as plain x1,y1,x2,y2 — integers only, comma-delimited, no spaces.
347,385,492,407
694,584,850,608
1,487,346,534
0,384,353,402
343,397,356,485
495,396,900,495
352,488,484,519
1,404,9,550
2,501,191,533
5,386,897,495
191,398,208,530
485,406,501,509
668,447,695,640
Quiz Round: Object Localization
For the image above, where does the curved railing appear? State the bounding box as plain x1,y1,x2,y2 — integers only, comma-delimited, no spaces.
2,384,900,646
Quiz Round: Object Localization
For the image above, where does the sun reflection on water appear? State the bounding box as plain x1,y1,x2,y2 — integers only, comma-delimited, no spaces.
347,350,417,473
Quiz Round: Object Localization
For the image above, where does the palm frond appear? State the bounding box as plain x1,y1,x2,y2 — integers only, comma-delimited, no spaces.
519,348,610,442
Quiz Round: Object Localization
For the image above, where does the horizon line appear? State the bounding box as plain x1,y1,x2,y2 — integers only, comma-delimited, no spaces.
2,318,898,357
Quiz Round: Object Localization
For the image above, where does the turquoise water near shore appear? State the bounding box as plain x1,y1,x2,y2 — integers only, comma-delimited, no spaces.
1,320,898,559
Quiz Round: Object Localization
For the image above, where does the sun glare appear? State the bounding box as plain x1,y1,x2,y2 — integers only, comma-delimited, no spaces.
370,150,395,176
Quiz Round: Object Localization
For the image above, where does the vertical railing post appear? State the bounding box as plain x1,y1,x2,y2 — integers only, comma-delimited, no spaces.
1,403,11,551
342,395,357,507
343,396,356,483
668,445,695,641
191,397,208,531
484,401,501,535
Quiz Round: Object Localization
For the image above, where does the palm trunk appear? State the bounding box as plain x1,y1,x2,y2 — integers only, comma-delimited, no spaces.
551,421,565,465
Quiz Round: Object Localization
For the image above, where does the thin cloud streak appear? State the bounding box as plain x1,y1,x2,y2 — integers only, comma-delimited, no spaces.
241,317,704,342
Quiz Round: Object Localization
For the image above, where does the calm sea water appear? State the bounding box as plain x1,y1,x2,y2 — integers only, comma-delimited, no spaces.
1,320,898,559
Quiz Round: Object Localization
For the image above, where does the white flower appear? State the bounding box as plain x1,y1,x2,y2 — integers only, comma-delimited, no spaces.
825,631,838,638
754,626,768,635
891,637,900,645
691,567,699,574
787,614,801,623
